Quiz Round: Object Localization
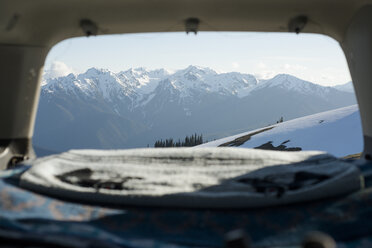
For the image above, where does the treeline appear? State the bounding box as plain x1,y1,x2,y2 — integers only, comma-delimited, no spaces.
154,133,204,147
266,116,285,127
276,116,284,123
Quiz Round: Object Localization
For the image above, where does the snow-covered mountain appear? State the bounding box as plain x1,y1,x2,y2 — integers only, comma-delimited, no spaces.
333,81,354,93
41,65,258,108
198,105,362,157
34,66,357,153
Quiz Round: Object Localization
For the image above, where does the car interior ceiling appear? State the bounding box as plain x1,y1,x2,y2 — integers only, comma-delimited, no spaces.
0,1,372,169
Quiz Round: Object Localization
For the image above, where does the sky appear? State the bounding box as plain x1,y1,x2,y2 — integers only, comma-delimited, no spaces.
44,32,352,86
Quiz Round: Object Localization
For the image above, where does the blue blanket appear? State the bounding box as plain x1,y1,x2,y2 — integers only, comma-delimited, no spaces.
1,165,372,248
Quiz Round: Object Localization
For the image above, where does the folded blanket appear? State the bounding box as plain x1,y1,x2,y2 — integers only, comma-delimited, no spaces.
20,148,362,208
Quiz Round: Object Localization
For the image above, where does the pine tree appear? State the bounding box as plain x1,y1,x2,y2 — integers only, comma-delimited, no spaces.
154,133,205,148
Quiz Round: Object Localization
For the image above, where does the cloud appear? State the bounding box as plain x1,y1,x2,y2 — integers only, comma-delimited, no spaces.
43,61,75,80
254,62,309,80
232,62,240,69
257,62,267,69
282,63,307,71
254,71,276,80
253,62,275,79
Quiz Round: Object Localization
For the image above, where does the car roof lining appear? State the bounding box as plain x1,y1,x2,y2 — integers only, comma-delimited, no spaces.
2,0,372,166
0,0,370,47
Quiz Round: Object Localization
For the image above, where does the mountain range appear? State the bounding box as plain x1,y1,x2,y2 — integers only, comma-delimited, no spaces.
34,66,357,154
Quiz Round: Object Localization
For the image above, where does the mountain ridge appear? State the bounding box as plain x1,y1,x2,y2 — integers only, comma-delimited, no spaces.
42,66,351,108
35,66,357,153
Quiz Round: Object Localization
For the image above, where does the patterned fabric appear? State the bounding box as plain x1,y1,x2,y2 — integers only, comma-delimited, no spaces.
1,165,372,247
20,148,361,208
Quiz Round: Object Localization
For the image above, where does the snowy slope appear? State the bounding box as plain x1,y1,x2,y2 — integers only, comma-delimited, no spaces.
198,105,362,157
252,74,335,99
168,65,258,98
43,67,168,106
334,82,354,93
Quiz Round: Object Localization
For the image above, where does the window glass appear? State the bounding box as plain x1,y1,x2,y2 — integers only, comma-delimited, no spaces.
34,32,362,158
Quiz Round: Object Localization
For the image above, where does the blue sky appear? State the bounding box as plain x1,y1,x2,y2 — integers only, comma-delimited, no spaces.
44,32,351,86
